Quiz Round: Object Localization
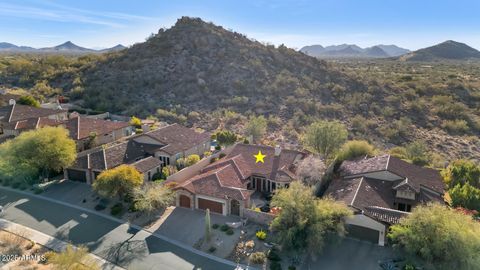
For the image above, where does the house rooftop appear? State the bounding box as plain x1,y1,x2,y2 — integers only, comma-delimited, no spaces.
176,144,306,200
64,116,130,140
0,104,66,123
139,123,211,155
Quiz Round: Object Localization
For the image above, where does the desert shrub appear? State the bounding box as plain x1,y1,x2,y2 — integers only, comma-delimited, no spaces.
219,153,226,159
226,228,234,235
288,266,296,270
185,154,200,166
389,146,408,160
110,203,124,216
442,119,469,134
220,224,229,232
212,224,219,229
256,230,267,240
208,246,216,253
337,140,376,162
249,252,266,264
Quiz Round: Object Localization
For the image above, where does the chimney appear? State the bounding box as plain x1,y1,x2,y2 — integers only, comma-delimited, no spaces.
8,99,15,105
275,145,281,156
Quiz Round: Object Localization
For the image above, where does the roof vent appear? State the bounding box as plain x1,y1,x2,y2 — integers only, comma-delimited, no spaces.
8,99,15,105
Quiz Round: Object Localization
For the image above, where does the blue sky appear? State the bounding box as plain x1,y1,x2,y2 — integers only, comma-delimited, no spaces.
1,0,479,50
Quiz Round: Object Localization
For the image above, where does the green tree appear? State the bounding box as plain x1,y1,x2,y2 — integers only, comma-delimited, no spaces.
405,140,431,166
303,120,348,162
133,183,175,214
441,159,480,189
388,203,480,270
215,130,237,146
0,126,76,182
17,95,40,107
186,154,201,166
93,165,143,199
245,115,267,143
129,116,142,128
337,140,376,162
46,245,100,270
270,182,352,255
449,183,480,211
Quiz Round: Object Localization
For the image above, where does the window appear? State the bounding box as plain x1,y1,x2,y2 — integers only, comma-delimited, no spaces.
398,203,412,212
148,171,151,181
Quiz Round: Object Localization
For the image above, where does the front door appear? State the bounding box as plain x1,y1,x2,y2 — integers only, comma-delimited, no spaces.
230,200,240,216
179,195,191,208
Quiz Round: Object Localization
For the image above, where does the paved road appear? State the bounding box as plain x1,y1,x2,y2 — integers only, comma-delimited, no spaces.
0,188,237,270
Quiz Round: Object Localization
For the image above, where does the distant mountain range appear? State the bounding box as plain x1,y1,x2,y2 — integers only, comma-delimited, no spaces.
0,41,126,54
300,44,410,58
398,40,480,61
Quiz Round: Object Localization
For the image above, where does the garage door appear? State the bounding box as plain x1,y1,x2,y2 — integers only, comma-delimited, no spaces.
198,198,223,214
179,195,191,208
66,169,87,183
346,224,379,244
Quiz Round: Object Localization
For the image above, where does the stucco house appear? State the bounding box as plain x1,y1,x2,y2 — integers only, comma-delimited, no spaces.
325,154,445,246
62,115,132,151
65,139,162,184
173,144,306,217
0,103,68,141
130,123,211,166
65,123,210,184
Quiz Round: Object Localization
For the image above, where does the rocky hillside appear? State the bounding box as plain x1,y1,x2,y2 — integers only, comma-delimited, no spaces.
81,17,364,115
399,40,480,61
2,17,480,161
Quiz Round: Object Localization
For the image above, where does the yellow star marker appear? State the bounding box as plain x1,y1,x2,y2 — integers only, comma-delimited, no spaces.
254,150,266,163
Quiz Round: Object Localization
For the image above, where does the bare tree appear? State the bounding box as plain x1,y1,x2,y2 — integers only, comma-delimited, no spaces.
296,156,326,186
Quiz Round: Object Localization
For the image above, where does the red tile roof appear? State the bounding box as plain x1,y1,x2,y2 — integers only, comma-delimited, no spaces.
176,144,306,201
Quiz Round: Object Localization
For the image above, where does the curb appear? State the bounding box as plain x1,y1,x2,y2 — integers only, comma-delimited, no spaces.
0,186,251,269
0,218,125,270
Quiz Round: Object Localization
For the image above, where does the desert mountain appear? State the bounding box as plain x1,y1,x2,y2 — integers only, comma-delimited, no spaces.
399,40,480,61
300,44,409,58
0,41,126,54
0,42,35,52
40,41,94,53
81,17,364,115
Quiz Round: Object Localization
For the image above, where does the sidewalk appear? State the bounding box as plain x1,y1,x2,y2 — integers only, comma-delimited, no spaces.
0,218,125,270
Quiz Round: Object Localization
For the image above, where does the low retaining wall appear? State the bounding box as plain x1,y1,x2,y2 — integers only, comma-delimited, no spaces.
244,208,275,225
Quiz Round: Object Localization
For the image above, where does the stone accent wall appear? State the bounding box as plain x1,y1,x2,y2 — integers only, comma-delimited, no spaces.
243,208,276,225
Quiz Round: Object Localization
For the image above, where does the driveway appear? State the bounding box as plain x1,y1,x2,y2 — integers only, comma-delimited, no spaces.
0,187,238,270
156,207,241,246
303,237,398,270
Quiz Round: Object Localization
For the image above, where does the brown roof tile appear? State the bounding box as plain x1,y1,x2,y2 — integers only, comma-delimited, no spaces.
144,124,210,155
132,156,162,173
65,116,130,140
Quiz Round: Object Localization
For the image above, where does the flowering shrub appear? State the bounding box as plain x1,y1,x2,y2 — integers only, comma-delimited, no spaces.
256,230,267,240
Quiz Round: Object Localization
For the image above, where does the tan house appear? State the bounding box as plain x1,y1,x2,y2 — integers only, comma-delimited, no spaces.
62,116,132,151
325,154,445,246
65,123,210,184
173,144,306,216
65,140,162,184
0,103,68,141
131,123,211,166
